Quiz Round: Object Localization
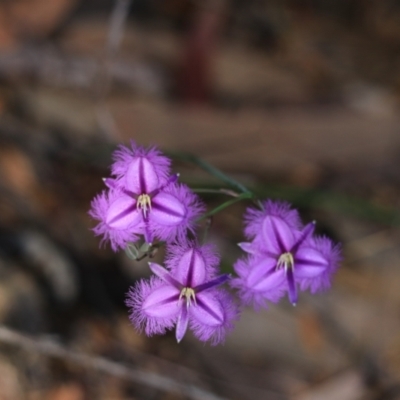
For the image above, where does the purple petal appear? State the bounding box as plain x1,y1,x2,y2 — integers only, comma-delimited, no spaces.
125,156,160,194
174,248,206,287
103,177,118,189
195,274,230,293
237,242,257,254
244,200,302,241
106,194,142,230
291,222,315,253
190,289,239,345
148,184,205,243
142,285,180,318
165,242,220,280
111,143,171,192
294,247,328,278
191,293,224,327
144,224,153,244
150,173,179,197
295,236,342,293
246,258,284,292
286,267,298,305
126,278,178,336
150,193,186,225
89,190,140,251
231,256,287,308
176,305,189,343
148,262,182,289
262,216,296,254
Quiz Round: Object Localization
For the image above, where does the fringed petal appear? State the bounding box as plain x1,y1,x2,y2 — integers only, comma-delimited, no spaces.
89,190,140,251
111,141,170,190
148,183,205,243
298,236,342,293
126,277,178,336
244,200,302,243
231,256,286,310
190,290,239,345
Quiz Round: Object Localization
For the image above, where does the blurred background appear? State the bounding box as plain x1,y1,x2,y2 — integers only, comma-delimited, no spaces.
0,0,400,399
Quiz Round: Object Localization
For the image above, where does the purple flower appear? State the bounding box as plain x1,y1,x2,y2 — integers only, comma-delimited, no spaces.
126,243,238,345
232,201,341,307
89,143,204,250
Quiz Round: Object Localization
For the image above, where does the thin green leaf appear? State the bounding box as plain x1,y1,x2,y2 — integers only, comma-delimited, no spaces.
169,152,250,194
197,192,254,221
254,184,400,226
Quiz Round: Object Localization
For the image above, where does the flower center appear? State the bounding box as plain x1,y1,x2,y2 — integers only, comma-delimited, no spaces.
136,194,152,218
277,252,294,272
179,287,196,306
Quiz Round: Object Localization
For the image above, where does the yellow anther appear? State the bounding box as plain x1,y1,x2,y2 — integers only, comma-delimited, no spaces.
179,287,197,306
137,194,152,217
277,252,294,272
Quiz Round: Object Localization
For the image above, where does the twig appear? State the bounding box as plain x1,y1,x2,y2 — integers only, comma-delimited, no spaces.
99,0,132,97
0,325,226,400
96,0,132,139
0,47,162,93
106,0,132,58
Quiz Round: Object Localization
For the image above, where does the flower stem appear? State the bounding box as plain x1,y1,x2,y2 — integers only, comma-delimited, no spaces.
169,152,251,194
197,191,254,221
201,216,213,244
193,188,240,197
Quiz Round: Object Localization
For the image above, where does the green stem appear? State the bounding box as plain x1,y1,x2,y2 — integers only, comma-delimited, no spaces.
201,216,213,244
189,181,400,227
254,184,400,226
197,192,254,221
193,188,240,197
169,152,250,194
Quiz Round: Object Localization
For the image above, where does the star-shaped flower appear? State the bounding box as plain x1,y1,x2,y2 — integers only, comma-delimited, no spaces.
127,243,238,344
89,142,204,250
232,200,341,308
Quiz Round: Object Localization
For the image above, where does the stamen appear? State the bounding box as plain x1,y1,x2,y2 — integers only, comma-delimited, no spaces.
179,287,197,306
136,194,152,218
277,252,294,272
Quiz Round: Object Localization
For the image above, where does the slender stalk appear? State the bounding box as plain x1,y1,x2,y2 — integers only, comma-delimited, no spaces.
201,216,213,244
193,188,239,197
95,0,132,139
188,182,400,227
169,153,251,194
197,192,254,221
